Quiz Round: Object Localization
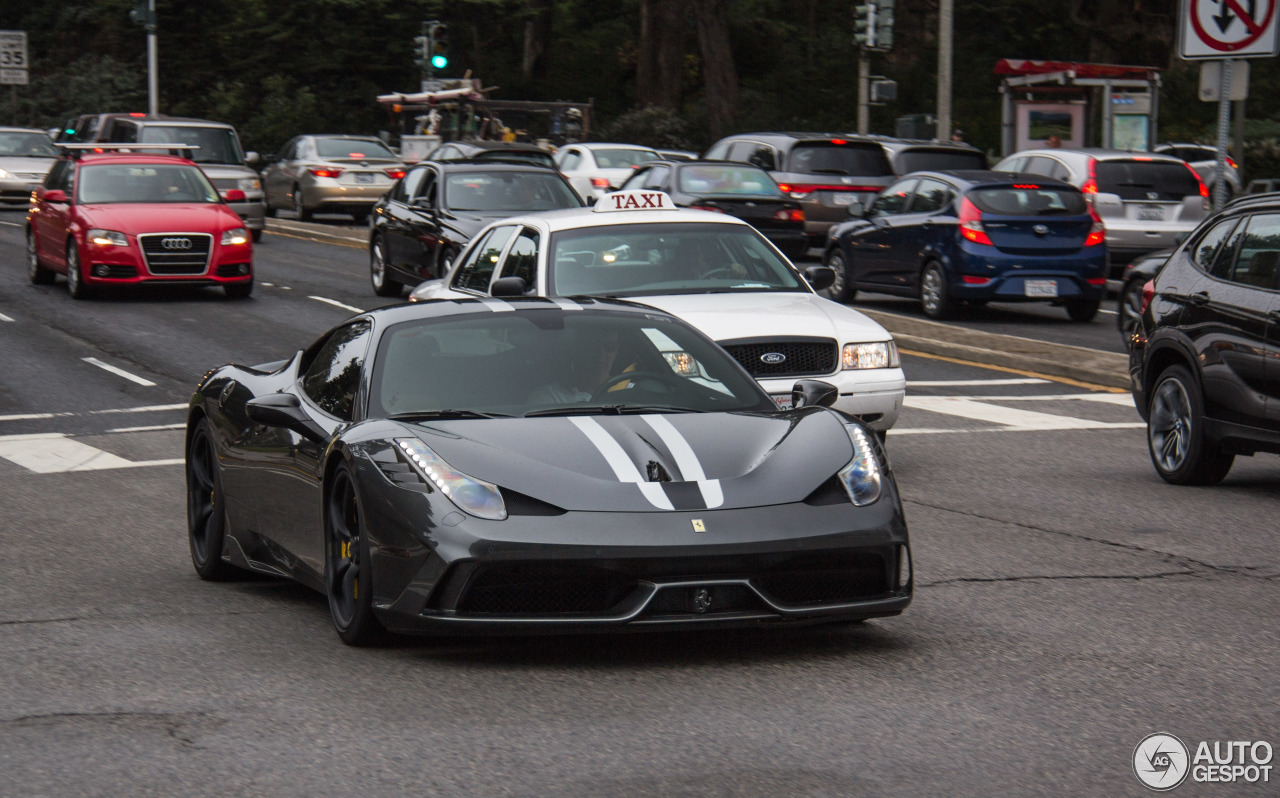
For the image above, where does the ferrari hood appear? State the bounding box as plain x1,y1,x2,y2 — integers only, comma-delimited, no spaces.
404,409,855,512
633,292,893,345
80,203,245,234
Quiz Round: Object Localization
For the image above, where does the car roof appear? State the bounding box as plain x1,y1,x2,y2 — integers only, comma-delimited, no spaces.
461,200,749,234
1223,190,1280,211
876,138,982,153
906,169,1076,188
570,142,659,150
72,153,198,167
1004,148,1185,163
452,140,549,152
429,161,564,175
0,126,49,134
109,115,235,130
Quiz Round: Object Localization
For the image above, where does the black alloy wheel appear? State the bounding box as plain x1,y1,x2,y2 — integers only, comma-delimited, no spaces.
1118,279,1146,347
292,185,312,221
325,464,387,646
919,261,955,320
370,237,403,297
65,240,93,300
27,229,54,285
1146,364,1234,485
186,420,237,580
822,248,856,303
1066,298,1101,322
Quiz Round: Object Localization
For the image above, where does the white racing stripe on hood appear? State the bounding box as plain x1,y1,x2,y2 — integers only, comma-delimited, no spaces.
568,416,674,510
641,415,724,508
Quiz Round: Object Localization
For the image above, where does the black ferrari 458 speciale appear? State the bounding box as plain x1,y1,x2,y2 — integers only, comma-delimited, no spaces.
185,297,911,644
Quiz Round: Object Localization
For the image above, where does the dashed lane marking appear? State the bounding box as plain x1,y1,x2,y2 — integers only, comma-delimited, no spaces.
82,357,156,387
0,312,13,322
0,403,186,423
903,395,1141,430
105,423,187,433
309,295,364,314
0,433,182,473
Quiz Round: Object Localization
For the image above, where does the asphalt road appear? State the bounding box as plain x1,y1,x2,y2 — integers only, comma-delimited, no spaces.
1,213,1277,796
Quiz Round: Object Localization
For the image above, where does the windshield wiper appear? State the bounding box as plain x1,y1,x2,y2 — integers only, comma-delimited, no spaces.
387,409,512,421
524,405,626,417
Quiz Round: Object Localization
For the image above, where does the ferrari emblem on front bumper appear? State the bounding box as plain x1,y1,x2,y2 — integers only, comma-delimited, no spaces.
691,519,706,532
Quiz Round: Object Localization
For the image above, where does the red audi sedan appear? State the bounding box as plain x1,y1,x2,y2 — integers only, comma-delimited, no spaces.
26,148,254,299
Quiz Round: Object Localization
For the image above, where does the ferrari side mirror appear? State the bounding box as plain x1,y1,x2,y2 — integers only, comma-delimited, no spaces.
791,379,839,409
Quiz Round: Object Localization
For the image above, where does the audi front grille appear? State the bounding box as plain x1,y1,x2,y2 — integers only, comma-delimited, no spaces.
138,233,213,276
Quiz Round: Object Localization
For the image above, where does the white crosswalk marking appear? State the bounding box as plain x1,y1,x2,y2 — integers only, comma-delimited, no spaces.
0,433,182,473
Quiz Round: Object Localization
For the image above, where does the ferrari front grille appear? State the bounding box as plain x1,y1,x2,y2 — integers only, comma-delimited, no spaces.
721,338,838,378
457,563,637,615
752,552,888,605
138,233,212,275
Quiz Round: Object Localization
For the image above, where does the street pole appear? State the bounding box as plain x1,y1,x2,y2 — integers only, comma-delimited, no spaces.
936,0,952,140
857,48,870,134
146,0,158,115
1214,59,1231,211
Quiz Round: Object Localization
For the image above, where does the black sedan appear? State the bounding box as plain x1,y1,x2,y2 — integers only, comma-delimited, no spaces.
185,298,912,644
617,161,809,259
368,162,584,297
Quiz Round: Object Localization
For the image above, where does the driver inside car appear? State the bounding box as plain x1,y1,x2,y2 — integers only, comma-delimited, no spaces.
527,329,635,404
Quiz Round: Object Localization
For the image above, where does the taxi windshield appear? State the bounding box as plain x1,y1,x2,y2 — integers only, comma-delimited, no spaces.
548,222,806,297
76,164,221,205
370,309,771,418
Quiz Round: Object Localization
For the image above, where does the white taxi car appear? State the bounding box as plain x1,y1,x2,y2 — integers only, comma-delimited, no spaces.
409,190,905,432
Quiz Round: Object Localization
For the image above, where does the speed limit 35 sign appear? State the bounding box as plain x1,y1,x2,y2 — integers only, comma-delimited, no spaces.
1180,0,1280,58
0,30,28,85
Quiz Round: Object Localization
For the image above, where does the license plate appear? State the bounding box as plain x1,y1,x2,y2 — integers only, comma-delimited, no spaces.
772,394,793,411
354,173,375,184
1136,205,1164,221
1025,279,1058,298
831,193,856,206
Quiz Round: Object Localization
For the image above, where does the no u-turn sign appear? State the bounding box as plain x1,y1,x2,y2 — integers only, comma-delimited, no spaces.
1180,0,1280,58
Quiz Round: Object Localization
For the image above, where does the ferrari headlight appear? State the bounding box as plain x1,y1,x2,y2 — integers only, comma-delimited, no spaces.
87,228,128,247
221,228,250,245
842,340,899,370
837,424,882,506
238,177,260,191
396,438,507,520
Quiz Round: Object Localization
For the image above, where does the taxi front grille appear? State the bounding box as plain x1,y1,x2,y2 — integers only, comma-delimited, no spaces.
720,337,838,378
138,233,212,275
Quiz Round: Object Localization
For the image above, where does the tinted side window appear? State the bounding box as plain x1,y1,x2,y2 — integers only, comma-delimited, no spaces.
910,179,952,213
452,226,516,292
1226,214,1280,290
502,229,540,289
558,151,582,171
786,143,892,177
1095,161,1200,201
871,179,918,216
398,166,429,202
746,145,776,171
1022,157,1059,178
703,141,730,160
994,156,1025,173
44,160,69,189
642,165,669,190
1194,219,1239,278
301,321,372,420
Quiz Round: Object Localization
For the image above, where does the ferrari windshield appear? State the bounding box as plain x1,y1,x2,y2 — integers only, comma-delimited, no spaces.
77,163,221,205
370,308,772,418
548,222,806,296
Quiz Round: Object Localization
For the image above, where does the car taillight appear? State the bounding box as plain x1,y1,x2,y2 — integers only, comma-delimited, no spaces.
1183,161,1209,198
1225,156,1238,169
591,177,611,188
1084,205,1106,247
1081,157,1098,199
773,208,805,222
1140,279,1156,315
958,196,992,245
308,167,343,178
961,275,993,284
384,168,406,179
1086,277,1108,286
777,183,882,199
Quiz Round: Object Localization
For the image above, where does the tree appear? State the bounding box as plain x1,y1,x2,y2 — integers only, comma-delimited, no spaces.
693,0,738,139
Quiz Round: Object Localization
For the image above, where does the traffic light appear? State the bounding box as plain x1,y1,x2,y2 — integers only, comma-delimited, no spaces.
877,0,895,50
429,23,449,70
853,3,876,48
413,33,430,69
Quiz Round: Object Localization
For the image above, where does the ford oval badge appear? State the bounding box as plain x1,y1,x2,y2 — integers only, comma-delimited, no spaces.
761,352,787,364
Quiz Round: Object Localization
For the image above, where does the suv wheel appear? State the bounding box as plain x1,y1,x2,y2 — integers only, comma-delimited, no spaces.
822,249,856,303
1118,278,1145,346
1147,364,1234,485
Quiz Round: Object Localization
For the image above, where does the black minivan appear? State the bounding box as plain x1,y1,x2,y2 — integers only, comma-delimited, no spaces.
1130,192,1280,484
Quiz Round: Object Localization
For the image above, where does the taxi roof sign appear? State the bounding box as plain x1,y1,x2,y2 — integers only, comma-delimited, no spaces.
593,189,678,213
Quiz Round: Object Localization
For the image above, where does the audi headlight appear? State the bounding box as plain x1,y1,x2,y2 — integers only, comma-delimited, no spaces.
221,228,250,246
238,178,261,191
837,424,882,506
87,229,128,247
396,438,507,520
842,340,899,370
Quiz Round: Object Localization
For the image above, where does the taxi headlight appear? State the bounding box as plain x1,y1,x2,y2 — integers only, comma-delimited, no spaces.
238,178,260,191
0,168,10,179
87,229,128,247
663,351,698,376
396,438,507,520
221,228,250,246
842,340,899,370
837,423,882,506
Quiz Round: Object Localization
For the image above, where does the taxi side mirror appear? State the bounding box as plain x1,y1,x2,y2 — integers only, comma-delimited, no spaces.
491,276,528,297
42,189,68,203
791,379,838,409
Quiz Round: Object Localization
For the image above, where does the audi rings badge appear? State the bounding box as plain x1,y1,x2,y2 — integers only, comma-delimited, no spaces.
161,237,193,251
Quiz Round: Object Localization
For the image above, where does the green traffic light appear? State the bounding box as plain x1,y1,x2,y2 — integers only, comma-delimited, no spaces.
431,55,448,69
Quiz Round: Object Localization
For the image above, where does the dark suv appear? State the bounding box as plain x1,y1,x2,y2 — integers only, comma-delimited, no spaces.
1130,192,1280,484
703,133,895,245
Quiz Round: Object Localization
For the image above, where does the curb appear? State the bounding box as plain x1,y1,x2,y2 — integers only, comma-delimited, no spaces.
262,221,1132,390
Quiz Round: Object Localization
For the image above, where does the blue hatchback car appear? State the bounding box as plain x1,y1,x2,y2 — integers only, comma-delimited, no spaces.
821,170,1108,321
